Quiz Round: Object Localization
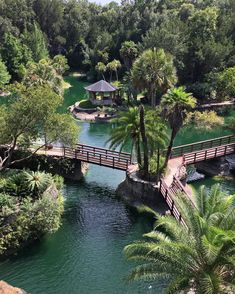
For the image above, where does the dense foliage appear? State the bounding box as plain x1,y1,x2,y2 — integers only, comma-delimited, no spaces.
125,185,235,293
1,0,235,100
0,170,64,256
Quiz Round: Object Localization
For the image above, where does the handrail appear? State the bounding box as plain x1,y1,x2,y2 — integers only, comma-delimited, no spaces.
170,134,235,158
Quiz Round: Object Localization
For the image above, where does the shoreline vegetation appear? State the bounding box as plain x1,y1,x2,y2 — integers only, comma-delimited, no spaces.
0,170,64,258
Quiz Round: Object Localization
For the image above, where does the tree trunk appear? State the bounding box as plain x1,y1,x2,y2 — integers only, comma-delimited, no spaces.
110,71,113,82
156,146,160,184
102,73,106,81
139,105,149,179
136,136,142,167
115,70,118,81
164,128,177,167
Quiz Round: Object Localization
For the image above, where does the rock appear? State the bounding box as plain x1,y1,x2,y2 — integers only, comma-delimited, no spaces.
0,281,25,294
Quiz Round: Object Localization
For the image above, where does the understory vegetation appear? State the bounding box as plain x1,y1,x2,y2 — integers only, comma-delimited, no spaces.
0,170,64,256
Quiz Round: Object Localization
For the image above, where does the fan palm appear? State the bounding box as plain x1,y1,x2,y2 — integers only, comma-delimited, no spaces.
132,48,177,106
124,184,235,293
161,86,196,166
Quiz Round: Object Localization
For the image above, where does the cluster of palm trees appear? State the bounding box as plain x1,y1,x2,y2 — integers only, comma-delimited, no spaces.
108,86,196,179
124,184,235,293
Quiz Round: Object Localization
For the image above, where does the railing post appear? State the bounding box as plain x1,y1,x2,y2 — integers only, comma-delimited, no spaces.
113,157,115,168
87,151,89,162
194,152,197,163
215,147,217,157
63,146,65,157
205,150,207,160
100,154,101,165
224,145,227,155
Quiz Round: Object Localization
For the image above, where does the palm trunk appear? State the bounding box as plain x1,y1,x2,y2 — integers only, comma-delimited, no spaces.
115,70,118,81
139,105,149,178
110,71,113,82
156,146,160,184
164,128,177,167
102,73,106,80
136,136,142,167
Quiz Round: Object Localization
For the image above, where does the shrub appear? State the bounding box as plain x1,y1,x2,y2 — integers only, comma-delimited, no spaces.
79,99,96,109
185,110,224,130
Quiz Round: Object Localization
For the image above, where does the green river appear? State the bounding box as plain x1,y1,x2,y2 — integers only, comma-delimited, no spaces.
0,75,234,293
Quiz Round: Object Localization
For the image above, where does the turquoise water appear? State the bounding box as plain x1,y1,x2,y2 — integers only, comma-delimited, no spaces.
0,76,234,293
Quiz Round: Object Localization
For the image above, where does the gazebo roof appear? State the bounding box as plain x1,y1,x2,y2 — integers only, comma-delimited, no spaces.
85,80,117,92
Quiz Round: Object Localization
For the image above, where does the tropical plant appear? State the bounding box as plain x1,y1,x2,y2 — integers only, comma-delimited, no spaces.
124,185,235,293
95,62,107,80
107,59,121,81
107,107,142,165
120,41,138,69
161,86,196,166
23,170,52,198
132,48,177,106
185,110,224,130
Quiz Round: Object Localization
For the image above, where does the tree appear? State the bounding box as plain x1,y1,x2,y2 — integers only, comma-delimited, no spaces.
106,59,121,81
185,110,224,130
22,22,49,62
1,33,32,79
23,57,65,96
0,84,78,172
51,54,69,75
107,107,168,177
217,67,235,100
95,62,107,80
124,185,235,293
139,105,149,178
132,48,177,106
107,107,142,166
120,41,138,69
0,59,11,88
161,86,196,165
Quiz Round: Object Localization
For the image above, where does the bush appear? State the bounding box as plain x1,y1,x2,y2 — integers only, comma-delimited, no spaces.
185,111,224,130
0,171,64,256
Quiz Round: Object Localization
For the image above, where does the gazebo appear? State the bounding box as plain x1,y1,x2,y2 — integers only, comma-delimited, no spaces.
84,80,118,106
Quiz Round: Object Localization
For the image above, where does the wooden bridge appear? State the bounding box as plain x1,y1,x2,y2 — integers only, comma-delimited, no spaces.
159,134,235,225
35,134,235,225
63,144,132,171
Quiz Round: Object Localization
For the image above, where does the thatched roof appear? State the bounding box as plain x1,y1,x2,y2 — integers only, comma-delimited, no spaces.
85,80,117,92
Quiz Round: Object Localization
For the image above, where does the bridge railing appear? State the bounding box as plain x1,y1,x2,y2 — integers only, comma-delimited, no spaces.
159,179,187,227
183,143,235,165
170,134,235,158
63,144,132,170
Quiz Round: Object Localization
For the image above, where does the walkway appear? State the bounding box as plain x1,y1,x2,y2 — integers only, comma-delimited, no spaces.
160,134,235,225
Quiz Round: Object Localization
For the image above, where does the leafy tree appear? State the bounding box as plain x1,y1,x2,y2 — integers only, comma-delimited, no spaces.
132,48,177,106
0,84,78,171
0,59,11,88
124,185,235,293
217,67,235,100
1,33,32,79
120,41,138,69
161,86,196,165
51,54,69,75
22,22,48,62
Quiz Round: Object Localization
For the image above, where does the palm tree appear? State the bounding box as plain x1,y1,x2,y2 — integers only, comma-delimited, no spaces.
120,41,138,69
131,48,177,106
161,86,196,166
95,62,107,80
107,59,121,81
107,107,142,166
107,107,168,177
124,185,235,293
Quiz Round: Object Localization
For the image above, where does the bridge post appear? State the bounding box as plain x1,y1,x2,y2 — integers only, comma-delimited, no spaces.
113,157,115,168
100,154,101,165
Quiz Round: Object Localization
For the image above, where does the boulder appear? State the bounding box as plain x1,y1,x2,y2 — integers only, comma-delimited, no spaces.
0,281,25,294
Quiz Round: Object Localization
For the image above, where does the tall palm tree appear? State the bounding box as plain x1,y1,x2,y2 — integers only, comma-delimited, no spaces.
124,185,235,293
107,107,142,165
161,86,196,166
132,48,177,106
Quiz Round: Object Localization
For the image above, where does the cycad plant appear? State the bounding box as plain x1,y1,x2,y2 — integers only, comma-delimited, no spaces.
124,185,235,293
23,170,52,198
